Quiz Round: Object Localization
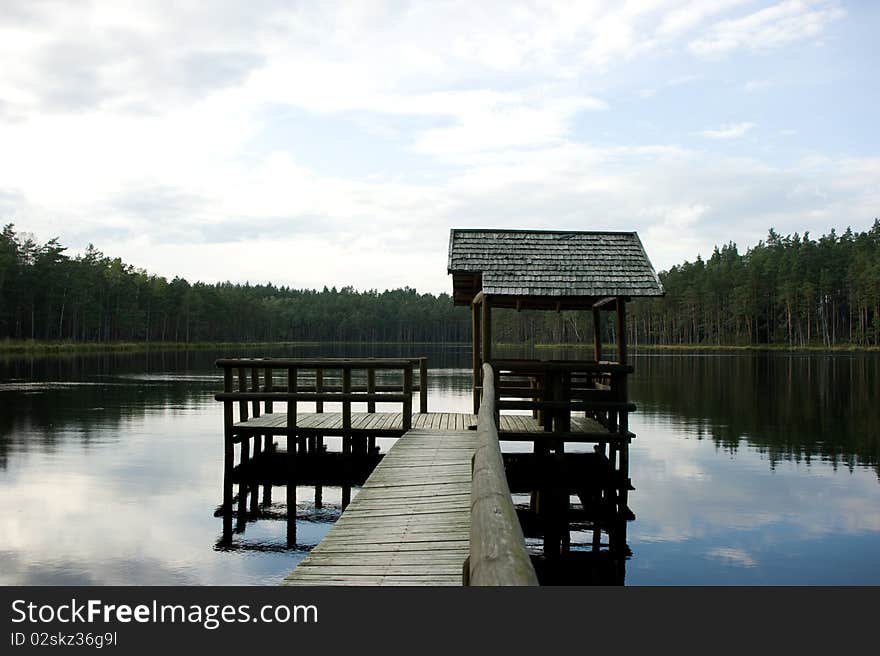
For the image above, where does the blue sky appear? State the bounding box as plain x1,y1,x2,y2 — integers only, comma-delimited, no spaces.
0,0,877,292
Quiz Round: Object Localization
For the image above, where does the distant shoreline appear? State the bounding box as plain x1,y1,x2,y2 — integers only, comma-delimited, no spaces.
515,342,880,353
0,339,468,355
1,338,878,356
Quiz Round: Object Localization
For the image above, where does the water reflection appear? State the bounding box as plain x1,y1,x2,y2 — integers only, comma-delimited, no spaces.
630,354,879,475
0,347,877,585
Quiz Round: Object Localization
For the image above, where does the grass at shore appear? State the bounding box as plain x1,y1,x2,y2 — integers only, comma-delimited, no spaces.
2,338,878,356
505,342,880,353
0,339,310,355
0,339,468,355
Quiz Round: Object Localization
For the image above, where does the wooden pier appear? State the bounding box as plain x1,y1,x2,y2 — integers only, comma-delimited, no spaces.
213,228,664,585
214,356,632,585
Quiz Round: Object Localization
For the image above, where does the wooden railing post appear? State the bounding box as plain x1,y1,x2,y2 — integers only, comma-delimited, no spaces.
250,367,260,419
237,367,248,423
418,357,428,414
367,368,376,413
286,366,297,546
222,366,234,511
402,365,413,430
341,366,352,509
366,366,376,453
315,368,324,414
472,302,482,414
287,367,298,430
264,366,273,414
342,367,352,437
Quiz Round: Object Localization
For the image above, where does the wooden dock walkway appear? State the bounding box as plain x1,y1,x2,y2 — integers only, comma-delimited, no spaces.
282,428,476,586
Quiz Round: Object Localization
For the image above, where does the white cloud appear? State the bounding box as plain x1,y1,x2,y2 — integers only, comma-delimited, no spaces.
699,122,756,139
689,0,846,57
705,547,758,567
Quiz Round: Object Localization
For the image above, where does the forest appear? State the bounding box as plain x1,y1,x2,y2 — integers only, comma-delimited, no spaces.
1,220,878,348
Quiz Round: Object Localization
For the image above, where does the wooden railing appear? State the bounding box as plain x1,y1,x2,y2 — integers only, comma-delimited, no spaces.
215,357,428,429
215,357,428,537
466,363,538,586
489,358,636,544
490,359,634,439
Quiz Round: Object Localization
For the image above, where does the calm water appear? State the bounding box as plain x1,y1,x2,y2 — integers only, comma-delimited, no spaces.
1,345,878,585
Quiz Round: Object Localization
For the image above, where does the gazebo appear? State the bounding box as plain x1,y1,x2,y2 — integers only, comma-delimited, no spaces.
448,228,664,564
449,228,663,408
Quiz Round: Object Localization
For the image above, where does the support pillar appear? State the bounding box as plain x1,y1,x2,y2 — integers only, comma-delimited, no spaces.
471,301,481,414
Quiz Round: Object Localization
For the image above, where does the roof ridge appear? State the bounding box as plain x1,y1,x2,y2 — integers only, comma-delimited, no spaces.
451,228,637,236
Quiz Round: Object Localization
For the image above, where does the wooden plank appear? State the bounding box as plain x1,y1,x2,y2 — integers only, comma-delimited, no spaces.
235,412,489,436
283,429,476,587
310,541,468,554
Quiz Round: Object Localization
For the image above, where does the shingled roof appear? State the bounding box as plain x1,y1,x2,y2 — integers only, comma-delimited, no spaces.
448,229,664,306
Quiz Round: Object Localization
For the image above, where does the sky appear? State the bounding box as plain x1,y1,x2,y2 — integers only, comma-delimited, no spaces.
0,0,877,293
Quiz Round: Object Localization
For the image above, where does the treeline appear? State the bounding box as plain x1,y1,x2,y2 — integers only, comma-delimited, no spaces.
0,225,469,343
629,220,880,347
1,221,878,347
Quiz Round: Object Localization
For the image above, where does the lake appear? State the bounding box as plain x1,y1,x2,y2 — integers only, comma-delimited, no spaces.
1,345,878,585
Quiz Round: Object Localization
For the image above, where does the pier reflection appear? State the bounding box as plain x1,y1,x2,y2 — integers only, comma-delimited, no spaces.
506,453,632,585
215,441,382,550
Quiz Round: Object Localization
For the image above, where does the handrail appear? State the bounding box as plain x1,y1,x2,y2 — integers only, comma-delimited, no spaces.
490,359,633,374
467,363,539,586
215,392,408,403
216,357,419,369
490,358,633,436
215,357,428,414
215,357,426,429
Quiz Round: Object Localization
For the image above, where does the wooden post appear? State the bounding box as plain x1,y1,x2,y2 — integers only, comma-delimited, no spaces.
366,366,376,454
342,366,352,509
616,298,627,364
237,367,248,423
312,365,324,507
286,366,297,546
250,368,263,481
493,367,500,427
342,369,352,507
236,480,248,533
342,367,352,438
558,371,571,434
472,302,481,414
315,368,324,414
249,473,259,514
264,366,273,414
615,299,630,516
367,368,376,413
287,367,298,430
482,298,492,364
222,367,234,512
250,367,260,419
418,358,428,413
286,441,296,547
593,308,602,362
402,365,413,430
